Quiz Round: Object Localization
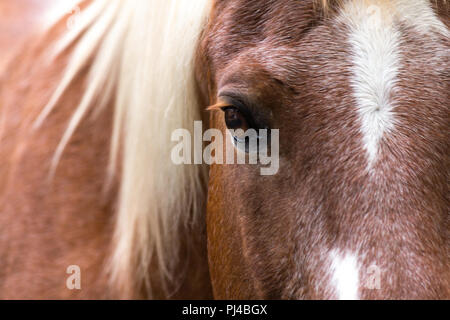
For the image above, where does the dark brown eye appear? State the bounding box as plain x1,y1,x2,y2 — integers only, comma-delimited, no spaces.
223,107,250,131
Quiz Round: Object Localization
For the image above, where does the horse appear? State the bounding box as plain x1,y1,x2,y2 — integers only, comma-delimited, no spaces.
0,0,448,299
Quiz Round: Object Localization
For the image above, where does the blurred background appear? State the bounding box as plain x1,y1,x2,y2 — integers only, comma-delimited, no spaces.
0,0,79,70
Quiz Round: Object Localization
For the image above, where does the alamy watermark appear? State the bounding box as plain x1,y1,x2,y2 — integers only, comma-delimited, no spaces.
171,121,280,176
66,265,81,290
365,264,381,290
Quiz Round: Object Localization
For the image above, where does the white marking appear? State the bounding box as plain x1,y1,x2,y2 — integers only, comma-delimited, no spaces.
330,250,360,300
395,0,450,38
338,0,450,169
339,1,401,168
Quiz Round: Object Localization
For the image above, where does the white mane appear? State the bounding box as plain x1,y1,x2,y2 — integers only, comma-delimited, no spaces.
36,0,211,298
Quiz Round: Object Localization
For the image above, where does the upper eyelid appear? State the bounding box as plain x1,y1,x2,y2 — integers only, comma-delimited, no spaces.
218,93,254,117
218,93,246,107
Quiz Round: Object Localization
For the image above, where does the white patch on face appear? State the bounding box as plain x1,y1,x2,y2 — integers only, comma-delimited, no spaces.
338,0,449,169
338,1,401,169
330,250,360,300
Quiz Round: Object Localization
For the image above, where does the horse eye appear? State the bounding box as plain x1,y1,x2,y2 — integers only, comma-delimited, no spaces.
222,107,250,131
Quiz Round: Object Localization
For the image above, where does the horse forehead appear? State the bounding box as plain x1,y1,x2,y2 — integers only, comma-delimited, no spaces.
206,0,449,99
206,0,316,57
208,0,449,53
